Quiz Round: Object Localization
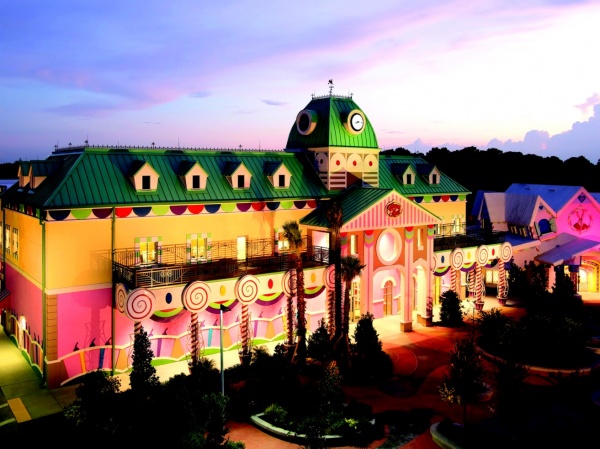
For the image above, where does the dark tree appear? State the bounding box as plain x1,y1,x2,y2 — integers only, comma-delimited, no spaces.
439,290,464,327
129,326,161,395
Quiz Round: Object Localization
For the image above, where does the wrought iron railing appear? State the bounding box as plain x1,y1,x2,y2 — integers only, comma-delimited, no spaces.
106,237,329,289
434,228,506,252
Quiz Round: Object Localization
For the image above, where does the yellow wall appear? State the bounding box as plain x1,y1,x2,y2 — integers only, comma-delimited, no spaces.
420,200,467,224
113,208,310,248
4,209,43,285
45,218,112,289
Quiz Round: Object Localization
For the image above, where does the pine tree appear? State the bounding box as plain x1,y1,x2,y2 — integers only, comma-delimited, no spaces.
129,326,161,395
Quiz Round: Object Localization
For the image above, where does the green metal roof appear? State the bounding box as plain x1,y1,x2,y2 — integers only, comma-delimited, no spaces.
1,147,329,210
379,154,470,197
300,186,392,228
286,95,379,149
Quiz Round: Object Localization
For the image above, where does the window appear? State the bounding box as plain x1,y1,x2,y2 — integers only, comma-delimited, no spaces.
142,175,151,190
139,241,157,265
191,237,207,261
350,235,358,255
278,174,285,187
5,224,10,253
237,175,244,188
453,218,461,234
278,238,290,252
12,228,18,260
192,175,200,189
432,174,438,184
485,270,499,285
406,174,412,184
417,228,423,249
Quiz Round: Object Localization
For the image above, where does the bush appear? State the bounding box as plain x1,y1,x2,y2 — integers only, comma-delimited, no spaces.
439,290,464,327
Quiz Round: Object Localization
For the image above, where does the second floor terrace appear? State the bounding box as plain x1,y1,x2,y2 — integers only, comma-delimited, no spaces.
104,237,330,290
433,223,507,252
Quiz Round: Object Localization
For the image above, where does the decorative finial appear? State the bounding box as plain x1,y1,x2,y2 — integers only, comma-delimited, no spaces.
328,79,334,96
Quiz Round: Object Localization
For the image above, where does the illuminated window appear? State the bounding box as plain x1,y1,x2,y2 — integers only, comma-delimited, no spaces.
278,238,290,252
139,241,157,265
453,218,461,234
417,228,423,248
12,228,18,260
485,270,499,285
5,224,10,253
350,235,358,255
191,237,207,261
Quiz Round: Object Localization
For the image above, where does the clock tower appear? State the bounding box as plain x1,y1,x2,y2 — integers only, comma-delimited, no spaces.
286,86,380,191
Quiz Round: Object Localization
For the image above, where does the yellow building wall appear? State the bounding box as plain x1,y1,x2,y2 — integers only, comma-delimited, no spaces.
420,200,467,224
113,208,310,248
4,209,43,285
45,218,112,289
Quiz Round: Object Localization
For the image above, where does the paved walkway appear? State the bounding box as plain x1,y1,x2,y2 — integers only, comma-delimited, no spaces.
0,295,534,447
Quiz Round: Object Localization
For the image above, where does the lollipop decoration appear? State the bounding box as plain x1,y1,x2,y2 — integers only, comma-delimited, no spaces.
125,288,155,321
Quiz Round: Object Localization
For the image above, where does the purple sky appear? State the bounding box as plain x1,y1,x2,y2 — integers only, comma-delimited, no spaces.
1,1,599,163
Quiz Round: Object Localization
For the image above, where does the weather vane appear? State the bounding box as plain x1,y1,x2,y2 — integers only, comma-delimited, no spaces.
328,79,334,96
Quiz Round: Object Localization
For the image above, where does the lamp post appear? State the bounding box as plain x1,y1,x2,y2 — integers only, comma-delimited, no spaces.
218,303,231,396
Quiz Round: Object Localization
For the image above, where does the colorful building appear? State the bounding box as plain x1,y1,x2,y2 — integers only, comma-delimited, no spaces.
0,90,510,388
472,184,600,293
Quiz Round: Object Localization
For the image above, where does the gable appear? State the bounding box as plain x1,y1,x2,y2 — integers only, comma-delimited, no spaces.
223,161,252,189
179,161,208,191
265,161,291,188
129,161,160,192
343,191,440,231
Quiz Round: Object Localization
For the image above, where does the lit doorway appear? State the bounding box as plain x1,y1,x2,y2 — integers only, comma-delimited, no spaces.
383,280,393,315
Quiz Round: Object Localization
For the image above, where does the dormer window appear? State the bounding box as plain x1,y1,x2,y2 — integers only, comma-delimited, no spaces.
178,161,208,192
432,174,438,184
223,161,251,190
265,161,291,189
406,173,413,185
129,160,159,193
417,163,440,185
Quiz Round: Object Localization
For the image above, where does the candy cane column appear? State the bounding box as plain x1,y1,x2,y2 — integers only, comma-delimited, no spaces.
475,246,490,304
450,248,464,295
182,281,212,366
235,275,260,356
497,242,513,302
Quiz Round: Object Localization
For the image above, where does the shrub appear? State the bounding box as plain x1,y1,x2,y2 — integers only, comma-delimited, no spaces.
439,290,464,327
307,319,334,362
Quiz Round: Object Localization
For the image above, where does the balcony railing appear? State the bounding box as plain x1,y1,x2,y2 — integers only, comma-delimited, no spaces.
106,237,329,289
434,226,506,252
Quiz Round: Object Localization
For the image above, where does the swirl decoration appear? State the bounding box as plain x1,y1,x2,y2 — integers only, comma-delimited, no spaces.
115,283,128,314
182,281,212,312
324,265,336,289
450,248,464,269
125,288,155,321
235,275,259,304
500,242,513,262
476,246,489,267
282,270,294,296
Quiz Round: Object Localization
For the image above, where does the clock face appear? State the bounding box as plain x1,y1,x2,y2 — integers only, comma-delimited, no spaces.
350,112,364,131
568,207,592,232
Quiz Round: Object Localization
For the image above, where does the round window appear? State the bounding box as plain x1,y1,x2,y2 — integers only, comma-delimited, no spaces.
376,228,402,265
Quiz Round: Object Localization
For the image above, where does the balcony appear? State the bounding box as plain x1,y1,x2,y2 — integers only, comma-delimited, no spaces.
107,237,330,289
433,224,506,252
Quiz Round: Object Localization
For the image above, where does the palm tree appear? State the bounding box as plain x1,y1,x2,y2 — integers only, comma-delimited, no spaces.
337,255,365,370
340,255,366,339
326,199,343,341
282,220,307,366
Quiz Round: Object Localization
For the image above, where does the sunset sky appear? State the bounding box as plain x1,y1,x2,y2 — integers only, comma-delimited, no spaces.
1,1,599,163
